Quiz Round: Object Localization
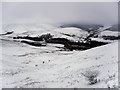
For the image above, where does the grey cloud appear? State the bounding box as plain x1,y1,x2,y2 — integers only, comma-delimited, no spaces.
2,2,118,25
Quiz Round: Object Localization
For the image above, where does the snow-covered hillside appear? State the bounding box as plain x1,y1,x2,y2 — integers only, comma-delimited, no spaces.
54,27,88,36
1,24,88,42
99,30,119,37
1,38,118,88
0,24,119,88
95,25,119,38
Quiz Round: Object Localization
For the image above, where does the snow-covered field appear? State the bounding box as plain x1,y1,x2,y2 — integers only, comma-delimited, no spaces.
0,24,119,88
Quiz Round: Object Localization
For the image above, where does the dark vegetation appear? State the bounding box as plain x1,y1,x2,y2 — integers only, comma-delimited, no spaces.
13,33,108,51
81,70,99,85
47,38,107,51
0,31,14,36
102,35,120,40
13,33,53,41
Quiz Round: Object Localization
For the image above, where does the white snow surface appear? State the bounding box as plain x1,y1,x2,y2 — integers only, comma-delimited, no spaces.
0,24,119,88
99,30,119,37
1,24,88,42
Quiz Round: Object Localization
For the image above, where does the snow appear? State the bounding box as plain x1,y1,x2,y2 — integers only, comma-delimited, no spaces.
2,24,88,42
2,24,57,37
99,30,119,37
1,38,118,88
91,38,113,43
55,27,88,36
0,24,119,88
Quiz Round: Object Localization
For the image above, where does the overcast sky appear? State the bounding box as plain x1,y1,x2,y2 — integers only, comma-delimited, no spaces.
2,2,118,25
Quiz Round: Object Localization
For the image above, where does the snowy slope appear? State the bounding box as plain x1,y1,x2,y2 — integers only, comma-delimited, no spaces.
2,24,57,37
96,25,119,37
1,24,88,42
54,27,88,36
1,38,118,88
1,24,118,88
90,26,120,43
99,30,119,37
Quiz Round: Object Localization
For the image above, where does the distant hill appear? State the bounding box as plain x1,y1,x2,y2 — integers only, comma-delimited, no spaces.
104,25,118,31
60,24,120,32
60,24,103,31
